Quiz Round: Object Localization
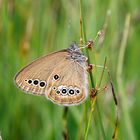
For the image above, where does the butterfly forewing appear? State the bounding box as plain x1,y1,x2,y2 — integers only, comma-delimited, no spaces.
14,50,68,95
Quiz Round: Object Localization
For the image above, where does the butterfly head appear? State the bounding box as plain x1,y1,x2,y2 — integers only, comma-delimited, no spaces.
67,43,87,62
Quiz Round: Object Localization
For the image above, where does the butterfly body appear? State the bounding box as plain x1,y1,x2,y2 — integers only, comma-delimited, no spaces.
14,43,88,106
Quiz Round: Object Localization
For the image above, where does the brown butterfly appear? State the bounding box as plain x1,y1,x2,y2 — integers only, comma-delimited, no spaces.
14,42,91,106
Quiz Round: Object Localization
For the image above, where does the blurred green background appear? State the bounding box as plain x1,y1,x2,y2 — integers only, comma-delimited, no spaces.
0,0,140,140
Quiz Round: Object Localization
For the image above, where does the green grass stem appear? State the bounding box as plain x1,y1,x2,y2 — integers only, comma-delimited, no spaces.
116,13,136,140
79,0,106,139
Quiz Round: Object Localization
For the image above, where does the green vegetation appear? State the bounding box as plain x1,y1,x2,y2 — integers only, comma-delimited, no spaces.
0,0,140,139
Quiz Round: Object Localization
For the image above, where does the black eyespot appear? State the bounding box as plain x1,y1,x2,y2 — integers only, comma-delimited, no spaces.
76,90,80,93
62,88,67,94
40,81,46,87
53,86,56,90
28,80,32,84
33,80,39,85
56,90,60,94
53,74,60,80
69,89,75,95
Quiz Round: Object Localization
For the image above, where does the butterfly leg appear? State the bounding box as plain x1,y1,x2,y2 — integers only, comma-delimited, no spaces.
90,57,119,140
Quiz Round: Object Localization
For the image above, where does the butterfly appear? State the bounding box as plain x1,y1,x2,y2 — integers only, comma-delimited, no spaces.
14,42,92,106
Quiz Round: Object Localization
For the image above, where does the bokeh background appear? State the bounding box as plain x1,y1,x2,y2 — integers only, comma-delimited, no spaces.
0,0,140,140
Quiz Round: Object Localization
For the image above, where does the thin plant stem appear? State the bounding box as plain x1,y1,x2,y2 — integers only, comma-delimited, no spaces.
116,13,136,140
84,97,97,140
79,0,88,134
97,57,107,88
96,100,106,139
63,107,68,140
0,132,2,140
79,0,106,140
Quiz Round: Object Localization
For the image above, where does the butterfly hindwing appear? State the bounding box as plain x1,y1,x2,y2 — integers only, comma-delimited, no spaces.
46,59,88,106
14,50,68,95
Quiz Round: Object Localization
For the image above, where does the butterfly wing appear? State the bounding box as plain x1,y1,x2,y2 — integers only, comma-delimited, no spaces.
45,59,88,106
14,50,68,95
